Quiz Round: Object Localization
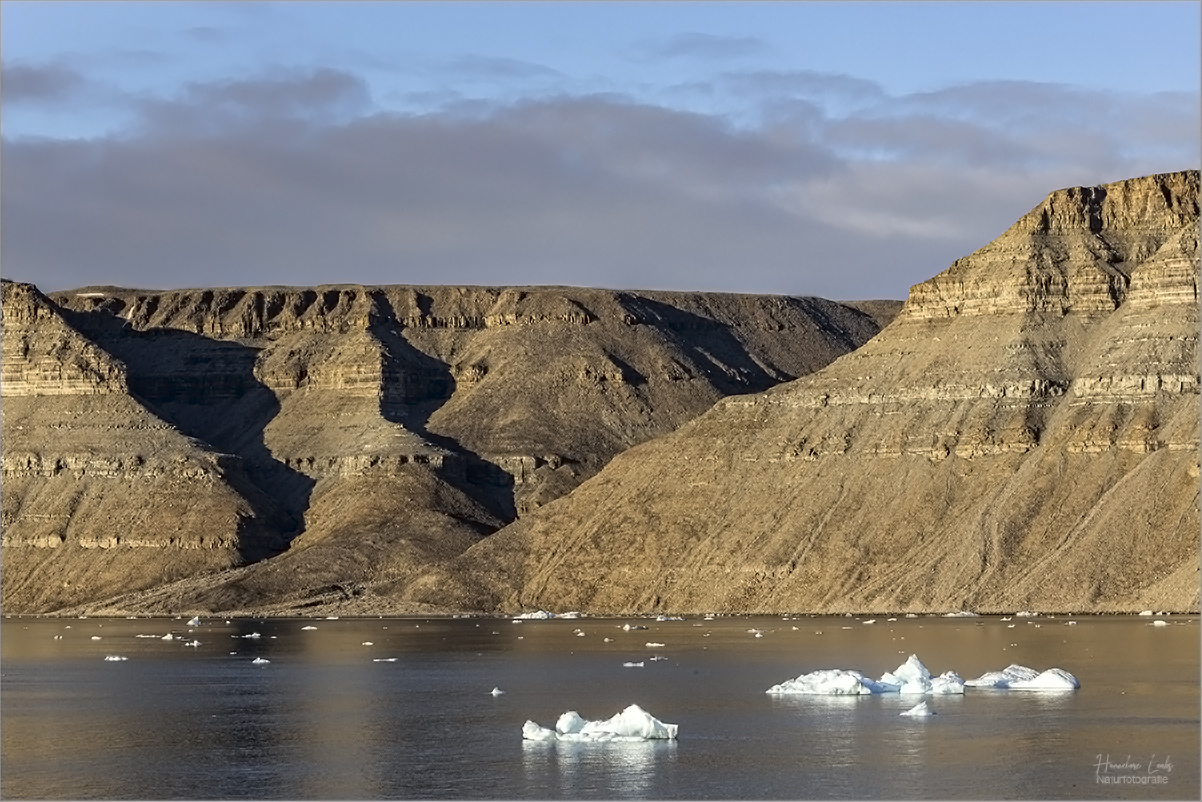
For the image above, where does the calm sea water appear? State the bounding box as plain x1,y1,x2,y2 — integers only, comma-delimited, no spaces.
1,614,1197,800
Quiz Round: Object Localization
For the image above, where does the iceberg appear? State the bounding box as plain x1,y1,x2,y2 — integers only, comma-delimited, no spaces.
900,701,935,717
522,704,678,742
103,655,128,661
187,616,201,627
251,657,270,665
767,655,965,695
965,664,1079,689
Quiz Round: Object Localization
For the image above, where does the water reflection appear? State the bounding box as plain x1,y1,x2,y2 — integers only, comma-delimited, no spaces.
522,738,676,798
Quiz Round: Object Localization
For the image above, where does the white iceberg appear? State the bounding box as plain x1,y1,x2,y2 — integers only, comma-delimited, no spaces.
251,657,270,665
514,610,556,619
490,687,505,696
522,704,677,742
301,625,318,630
767,655,965,696
900,701,935,717
965,664,1079,689
187,616,201,627
103,655,128,661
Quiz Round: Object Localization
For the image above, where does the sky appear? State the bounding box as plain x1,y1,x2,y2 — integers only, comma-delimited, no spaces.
2,1,1199,300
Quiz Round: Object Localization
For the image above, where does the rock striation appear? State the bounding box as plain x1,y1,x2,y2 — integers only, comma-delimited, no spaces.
420,171,1201,615
1,280,892,613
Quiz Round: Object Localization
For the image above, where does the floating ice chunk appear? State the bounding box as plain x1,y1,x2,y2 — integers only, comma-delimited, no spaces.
623,661,644,668
523,705,678,742
900,701,935,717
1139,610,1154,616
656,615,683,621
943,611,978,618
965,664,1078,689
242,633,261,639
622,624,647,631
373,658,398,662
361,641,374,646
514,610,555,619
491,687,505,696
649,655,667,661
863,620,876,625
187,617,201,627
251,657,270,665
91,636,102,640
769,655,965,695
184,640,201,647
104,655,128,661
1151,620,1169,627
301,626,317,631
1015,611,1037,617
767,668,886,695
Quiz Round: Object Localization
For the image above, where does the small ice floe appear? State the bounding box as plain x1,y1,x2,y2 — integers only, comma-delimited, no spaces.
900,701,935,717
965,665,1079,690
183,640,201,647
242,633,261,639
887,618,897,622
301,625,317,631
1139,610,1155,616
91,636,102,640
1151,620,1169,627
863,620,876,625
904,613,918,618
766,655,965,695
623,661,645,668
603,637,613,642
491,687,505,696
187,616,201,627
559,611,581,619
656,615,683,621
135,634,158,638
515,610,555,619
104,655,128,661
943,611,978,618
522,705,677,742
703,614,715,621
325,616,339,620
373,658,398,662
251,657,270,665
646,642,665,647
649,655,667,661
361,641,374,646
53,635,63,640
1015,611,1037,617
621,624,647,631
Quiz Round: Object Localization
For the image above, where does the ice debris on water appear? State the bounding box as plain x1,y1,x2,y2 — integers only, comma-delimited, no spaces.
104,655,128,661
1151,620,1169,627
964,665,1080,690
491,687,505,696
184,640,201,647
251,657,270,665
623,661,644,668
522,704,678,742
187,617,201,627
767,654,1080,695
301,625,318,631
900,701,935,717
767,655,965,695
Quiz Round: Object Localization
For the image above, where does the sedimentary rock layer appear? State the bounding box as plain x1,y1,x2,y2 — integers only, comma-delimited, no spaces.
2,280,892,613
421,170,1201,615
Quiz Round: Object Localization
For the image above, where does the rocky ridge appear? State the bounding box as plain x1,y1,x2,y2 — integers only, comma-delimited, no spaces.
1,281,892,613
412,171,1201,615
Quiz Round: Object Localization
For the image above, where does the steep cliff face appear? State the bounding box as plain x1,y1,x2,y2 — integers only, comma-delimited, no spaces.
0,281,290,612
423,170,1201,615
3,281,892,614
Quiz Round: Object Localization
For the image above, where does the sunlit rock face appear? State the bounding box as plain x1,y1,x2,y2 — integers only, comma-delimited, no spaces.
429,171,1200,616
2,277,892,614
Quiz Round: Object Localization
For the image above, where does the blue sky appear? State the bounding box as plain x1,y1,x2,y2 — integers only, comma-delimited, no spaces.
2,1,1199,299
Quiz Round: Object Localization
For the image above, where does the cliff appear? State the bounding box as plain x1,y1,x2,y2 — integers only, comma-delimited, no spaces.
413,171,1201,615
1,281,893,613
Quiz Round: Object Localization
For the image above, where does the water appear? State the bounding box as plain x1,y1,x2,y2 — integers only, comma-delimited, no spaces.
2,614,1197,799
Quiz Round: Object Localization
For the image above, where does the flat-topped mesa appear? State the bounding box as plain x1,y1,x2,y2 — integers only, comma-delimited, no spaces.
1,280,129,396
906,171,1200,320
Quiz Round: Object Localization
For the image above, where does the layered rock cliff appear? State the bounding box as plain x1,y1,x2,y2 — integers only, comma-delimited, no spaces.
1,281,892,613
417,170,1201,615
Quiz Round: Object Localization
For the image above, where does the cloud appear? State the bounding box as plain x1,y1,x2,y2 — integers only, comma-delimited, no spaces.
2,62,88,104
1,70,1197,301
632,32,770,62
